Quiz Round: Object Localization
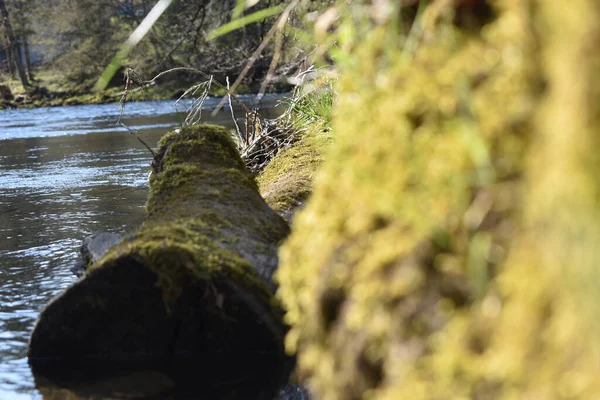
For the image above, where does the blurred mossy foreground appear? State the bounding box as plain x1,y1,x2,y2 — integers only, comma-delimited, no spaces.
277,0,600,399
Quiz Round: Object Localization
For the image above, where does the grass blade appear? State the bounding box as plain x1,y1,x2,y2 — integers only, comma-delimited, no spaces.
94,0,174,91
206,5,283,41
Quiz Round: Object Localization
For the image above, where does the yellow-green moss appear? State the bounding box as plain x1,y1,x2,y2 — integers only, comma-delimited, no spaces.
257,125,332,222
96,223,271,312
275,0,600,398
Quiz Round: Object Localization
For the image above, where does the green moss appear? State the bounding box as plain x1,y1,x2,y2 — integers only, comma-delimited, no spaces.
96,223,271,312
257,125,332,222
62,97,82,106
154,124,249,174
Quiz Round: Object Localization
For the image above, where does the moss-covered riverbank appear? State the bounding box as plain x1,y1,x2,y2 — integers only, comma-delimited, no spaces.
0,82,268,110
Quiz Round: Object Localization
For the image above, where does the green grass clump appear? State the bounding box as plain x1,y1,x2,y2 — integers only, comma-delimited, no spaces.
282,80,335,132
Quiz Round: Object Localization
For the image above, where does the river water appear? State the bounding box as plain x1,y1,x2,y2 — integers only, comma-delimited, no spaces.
0,94,291,399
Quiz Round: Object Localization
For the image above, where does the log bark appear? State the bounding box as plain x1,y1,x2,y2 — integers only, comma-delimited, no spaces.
70,232,124,277
29,124,292,398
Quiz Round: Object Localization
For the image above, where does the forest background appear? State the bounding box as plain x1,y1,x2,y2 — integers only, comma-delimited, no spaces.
0,0,331,105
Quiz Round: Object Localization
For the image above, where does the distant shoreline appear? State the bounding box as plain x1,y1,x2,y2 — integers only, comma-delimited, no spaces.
0,82,292,111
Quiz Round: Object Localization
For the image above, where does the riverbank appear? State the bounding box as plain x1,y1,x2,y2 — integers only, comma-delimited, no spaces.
0,70,293,110
0,83,290,110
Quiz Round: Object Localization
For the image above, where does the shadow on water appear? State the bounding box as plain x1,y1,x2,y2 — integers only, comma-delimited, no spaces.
32,361,306,400
0,94,309,399
32,365,309,399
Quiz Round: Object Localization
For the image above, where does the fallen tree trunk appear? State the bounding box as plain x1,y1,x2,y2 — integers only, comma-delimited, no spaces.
29,124,292,397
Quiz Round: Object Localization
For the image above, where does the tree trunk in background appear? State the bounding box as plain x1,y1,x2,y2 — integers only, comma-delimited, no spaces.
0,0,29,87
14,0,34,81
4,35,14,78
22,34,33,81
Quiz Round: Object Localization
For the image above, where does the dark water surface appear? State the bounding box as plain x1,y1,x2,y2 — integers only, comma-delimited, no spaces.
0,95,288,399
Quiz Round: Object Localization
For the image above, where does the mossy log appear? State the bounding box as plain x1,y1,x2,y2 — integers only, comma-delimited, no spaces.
28,124,292,397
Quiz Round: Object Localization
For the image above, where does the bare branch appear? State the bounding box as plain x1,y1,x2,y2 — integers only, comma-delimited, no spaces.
118,122,159,169
258,0,300,99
